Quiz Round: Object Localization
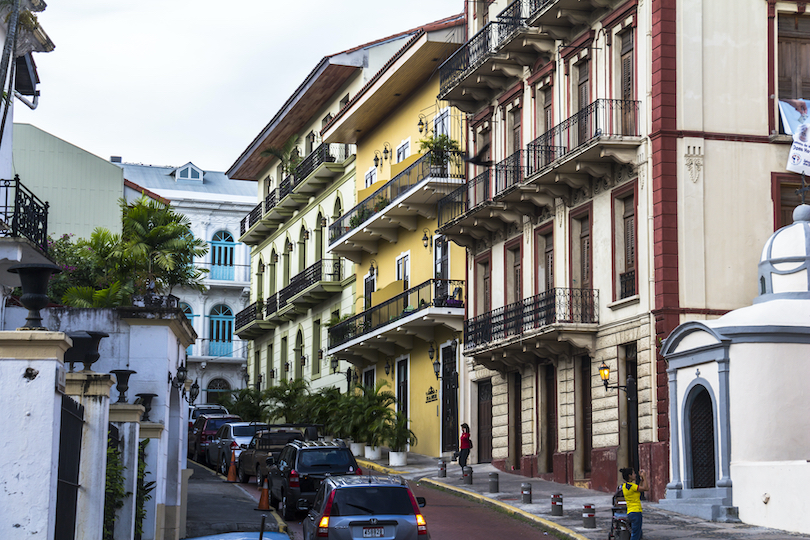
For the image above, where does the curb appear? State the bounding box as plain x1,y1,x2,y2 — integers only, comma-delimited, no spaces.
356,459,589,540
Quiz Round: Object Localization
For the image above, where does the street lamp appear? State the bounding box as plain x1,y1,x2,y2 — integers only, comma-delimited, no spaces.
384,358,392,376
428,342,440,380
331,356,339,374
189,379,200,405
599,360,640,475
422,229,431,250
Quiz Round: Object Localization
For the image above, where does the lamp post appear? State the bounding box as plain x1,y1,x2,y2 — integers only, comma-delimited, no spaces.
599,361,640,476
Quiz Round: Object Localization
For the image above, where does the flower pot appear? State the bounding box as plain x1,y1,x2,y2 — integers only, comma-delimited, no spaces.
350,442,365,457
365,445,382,461
389,451,407,467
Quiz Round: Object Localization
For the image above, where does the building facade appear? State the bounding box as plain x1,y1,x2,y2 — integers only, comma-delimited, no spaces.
119,161,255,403
436,0,804,500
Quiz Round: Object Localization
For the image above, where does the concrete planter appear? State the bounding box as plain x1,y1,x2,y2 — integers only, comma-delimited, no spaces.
364,445,382,461
389,451,407,467
350,442,365,457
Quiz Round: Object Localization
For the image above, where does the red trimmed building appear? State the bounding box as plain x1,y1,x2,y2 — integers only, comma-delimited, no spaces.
437,0,805,501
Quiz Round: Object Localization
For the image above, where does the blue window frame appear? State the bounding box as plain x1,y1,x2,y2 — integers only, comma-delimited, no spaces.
211,231,235,280
209,304,233,357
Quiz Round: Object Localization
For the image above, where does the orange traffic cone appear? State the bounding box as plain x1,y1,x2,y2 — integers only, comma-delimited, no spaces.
256,476,270,511
227,451,237,482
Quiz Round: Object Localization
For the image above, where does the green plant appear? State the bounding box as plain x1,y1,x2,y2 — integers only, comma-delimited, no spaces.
384,411,417,452
373,196,389,212
220,387,271,422
419,133,461,168
260,134,302,176
135,439,156,540
357,381,396,447
306,386,343,437
103,440,128,540
265,378,310,423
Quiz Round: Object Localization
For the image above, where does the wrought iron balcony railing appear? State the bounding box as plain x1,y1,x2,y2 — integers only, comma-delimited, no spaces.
277,258,343,309
328,278,465,349
494,149,525,196
463,288,598,350
0,175,49,252
526,99,640,176
265,294,278,317
240,201,263,236
438,169,492,228
293,143,355,185
329,150,463,244
235,300,263,330
620,269,636,299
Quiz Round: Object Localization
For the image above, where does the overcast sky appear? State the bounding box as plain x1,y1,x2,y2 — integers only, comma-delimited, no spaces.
14,0,464,173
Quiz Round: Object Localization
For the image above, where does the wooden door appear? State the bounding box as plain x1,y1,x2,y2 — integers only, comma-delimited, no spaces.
477,380,493,463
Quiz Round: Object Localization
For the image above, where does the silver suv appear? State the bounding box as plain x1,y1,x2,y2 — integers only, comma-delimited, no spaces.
302,475,428,540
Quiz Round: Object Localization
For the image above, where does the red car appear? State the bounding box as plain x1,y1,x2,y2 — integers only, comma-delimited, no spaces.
188,414,241,462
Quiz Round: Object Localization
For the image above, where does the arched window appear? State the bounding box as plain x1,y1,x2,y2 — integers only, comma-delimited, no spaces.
209,304,234,357
688,385,716,489
181,303,196,355
206,378,230,404
211,231,235,280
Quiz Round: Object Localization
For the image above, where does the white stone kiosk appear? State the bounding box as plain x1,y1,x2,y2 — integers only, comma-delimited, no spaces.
660,205,810,534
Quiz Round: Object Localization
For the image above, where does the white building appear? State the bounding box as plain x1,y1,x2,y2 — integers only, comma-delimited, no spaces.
661,204,810,533
119,161,255,403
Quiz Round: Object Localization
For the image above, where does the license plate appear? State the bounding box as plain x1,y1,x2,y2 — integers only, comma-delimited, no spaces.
362,527,384,538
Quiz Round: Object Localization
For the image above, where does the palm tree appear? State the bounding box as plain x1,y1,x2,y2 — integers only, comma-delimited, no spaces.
264,378,309,423
260,134,301,176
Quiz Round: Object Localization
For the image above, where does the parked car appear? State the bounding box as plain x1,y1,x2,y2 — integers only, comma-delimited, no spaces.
237,428,306,485
205,422,269,474
188,404,229,429
188,414,241,462
266,440,361,520
302,475,428,540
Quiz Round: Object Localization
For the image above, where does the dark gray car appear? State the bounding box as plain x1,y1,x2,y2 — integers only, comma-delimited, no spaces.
302,475,428,540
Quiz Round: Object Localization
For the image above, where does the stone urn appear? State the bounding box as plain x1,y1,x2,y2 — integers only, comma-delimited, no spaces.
8,263,61,330
110,370,137,403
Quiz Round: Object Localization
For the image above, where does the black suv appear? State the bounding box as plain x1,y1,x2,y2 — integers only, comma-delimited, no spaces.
266,440,361,520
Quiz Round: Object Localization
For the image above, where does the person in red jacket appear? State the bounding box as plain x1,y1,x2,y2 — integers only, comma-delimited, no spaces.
458,423,472,470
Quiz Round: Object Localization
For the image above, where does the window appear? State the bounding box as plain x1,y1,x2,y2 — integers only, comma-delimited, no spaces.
280,336,288,380
322,113,333,130
396,140,410,163
614,191,637,299
211,230,235,280
396,254,410,289
312,320,321,376
177,164,202,181
434,108,450,137
206,378,230,404
536,229,553,293
505,240,522,305
340,94,350,110
778,15,810,104
576,61,590,144
571,211,591,290
537,86,553,135
619,29,635,135
363,368,374,389
506,106,521,155
209,304,234,357
475,256,491,315
305,131,316,155
365,167,377,188
396,358,408,416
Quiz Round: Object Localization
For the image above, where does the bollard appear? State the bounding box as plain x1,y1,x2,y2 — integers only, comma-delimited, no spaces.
488,472,499,493
462,466,473,485
521,482,532,504
551,493,563,516
582,503,596,528
438,460,446,478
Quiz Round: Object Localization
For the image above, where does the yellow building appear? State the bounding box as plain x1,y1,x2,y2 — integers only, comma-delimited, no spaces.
323,15,467,457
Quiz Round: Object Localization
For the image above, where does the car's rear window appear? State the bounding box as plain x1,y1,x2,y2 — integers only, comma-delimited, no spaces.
205,418,236,431
297,449,354,472
331,487,413,516
233,425,265,437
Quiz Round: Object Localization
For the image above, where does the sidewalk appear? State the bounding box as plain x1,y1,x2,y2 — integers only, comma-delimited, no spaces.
356,450,809,540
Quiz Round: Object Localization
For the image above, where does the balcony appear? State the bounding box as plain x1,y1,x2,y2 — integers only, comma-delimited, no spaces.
464,288,599,370
239,144,355,245
235,301,275,339
438,99,640,247
525,0,614,39
0,175,53,287
439,0,555,113
327,278,465,362
264,258,347,324
328,151,464,263
620,269,636,299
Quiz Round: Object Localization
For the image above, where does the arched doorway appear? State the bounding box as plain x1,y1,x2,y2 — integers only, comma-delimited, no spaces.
206,378,230,404
688,385,716,488
211,230,235,280
209,304,234,357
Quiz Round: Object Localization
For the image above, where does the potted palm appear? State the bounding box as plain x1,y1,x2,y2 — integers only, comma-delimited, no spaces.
384,411,417,466
359,382,396,461
419,133,461,177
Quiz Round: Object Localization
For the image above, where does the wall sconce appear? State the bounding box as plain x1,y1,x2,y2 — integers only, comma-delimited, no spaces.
352,369,359,384
243,370,250,387
255,373,263,390
369,259,378,278
300,354,307,367
318,349,324,360
384,358,392,376
284,361,290,373
383,142,391,161
598,361,637,395
285,238,294,252
331,356,339,373
374,151,382,168
272,252,279,264
269,368,276,379
422,228,431,250
417,114,426,134
303,229,311,240
428,342,440,380
169,361,188,389
321,217,328,228
189,379,200,405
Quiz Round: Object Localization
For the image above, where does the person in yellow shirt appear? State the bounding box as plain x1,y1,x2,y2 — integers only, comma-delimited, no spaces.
620,467,648,540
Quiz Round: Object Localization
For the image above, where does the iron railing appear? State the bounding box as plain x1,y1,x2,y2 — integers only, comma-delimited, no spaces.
278,259,342,309
526,99,640,176
235,301,263,330
240,201,263,236
620,269,636,299
294,143,355,184
329,150,463,244
494,149,524,196
265,293,278,316
438,169,492,227
464,288,598,350
328,278,465,348
0,175,49,252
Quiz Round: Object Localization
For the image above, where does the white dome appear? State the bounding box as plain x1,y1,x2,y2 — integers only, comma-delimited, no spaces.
757,204,810,300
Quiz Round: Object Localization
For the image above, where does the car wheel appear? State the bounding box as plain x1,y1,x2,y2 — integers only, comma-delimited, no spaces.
256,466,264,488
280,491,295,521
220,454,228,476
237,462,249,484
